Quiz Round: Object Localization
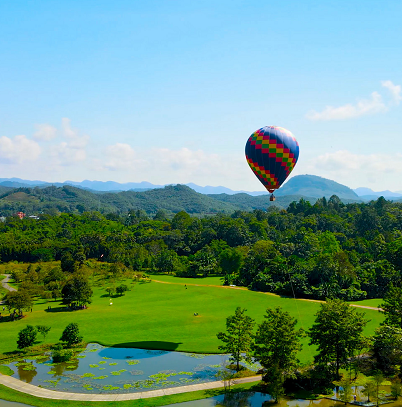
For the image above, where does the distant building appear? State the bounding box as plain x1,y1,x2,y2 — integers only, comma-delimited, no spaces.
16,212,25,219
28,215,39,220
0,216,6,222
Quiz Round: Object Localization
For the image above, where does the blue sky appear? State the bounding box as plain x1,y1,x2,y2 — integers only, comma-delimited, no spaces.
0,0,401,191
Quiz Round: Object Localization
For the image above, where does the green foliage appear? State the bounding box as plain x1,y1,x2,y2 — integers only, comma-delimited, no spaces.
380,284,402,329
36,325,51,340
216,307,255,371
254,307,303,380
116,284,129,296
372,324,402,374
60,323,83,347
308,299,368,379
61,273,93,306
17,325,37,349
52,348,74,363
5,290,33,317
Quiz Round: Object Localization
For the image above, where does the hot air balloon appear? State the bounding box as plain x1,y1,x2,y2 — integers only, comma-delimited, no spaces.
245,126,299,201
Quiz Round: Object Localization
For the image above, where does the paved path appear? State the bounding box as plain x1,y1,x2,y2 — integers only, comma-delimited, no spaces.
1,275,16,293
0,274,16,305
0,373,262,401
152,279,383,311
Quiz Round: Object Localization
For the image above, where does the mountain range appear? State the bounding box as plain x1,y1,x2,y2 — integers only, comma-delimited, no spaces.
0,175,399,217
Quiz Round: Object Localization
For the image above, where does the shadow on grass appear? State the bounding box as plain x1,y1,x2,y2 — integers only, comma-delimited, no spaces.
111,340,183,351
44,306,86,313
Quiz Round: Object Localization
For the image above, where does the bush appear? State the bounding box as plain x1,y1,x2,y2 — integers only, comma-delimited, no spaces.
52,348,74,363
17,325,37,349
60,323,83,347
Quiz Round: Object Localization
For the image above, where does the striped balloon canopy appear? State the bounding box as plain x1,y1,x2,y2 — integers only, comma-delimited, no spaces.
245,126,299,193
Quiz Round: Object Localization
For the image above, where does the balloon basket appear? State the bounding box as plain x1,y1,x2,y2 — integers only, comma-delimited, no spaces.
270,194,276,202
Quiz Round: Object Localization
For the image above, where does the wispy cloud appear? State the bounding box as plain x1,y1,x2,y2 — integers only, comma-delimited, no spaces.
306,80,400,121
381,80,402,105
33,124,57,141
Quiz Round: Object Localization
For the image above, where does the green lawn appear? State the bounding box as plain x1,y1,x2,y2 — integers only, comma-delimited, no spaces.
0,277,384,364
149,273,224,286
348,298,383,308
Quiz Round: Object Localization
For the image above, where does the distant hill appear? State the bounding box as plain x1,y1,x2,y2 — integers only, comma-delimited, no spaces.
0,184,239,216
207,193,317,211
354,187,402,201
276,175,360,200
0,174,372,216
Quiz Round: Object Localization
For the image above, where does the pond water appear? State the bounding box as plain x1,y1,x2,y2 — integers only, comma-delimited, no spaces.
6,343,258,394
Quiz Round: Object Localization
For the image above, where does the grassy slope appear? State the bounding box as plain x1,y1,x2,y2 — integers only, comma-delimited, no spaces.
0,276,383,364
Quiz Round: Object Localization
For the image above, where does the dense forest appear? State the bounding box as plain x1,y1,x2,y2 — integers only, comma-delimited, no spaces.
1,195,401,301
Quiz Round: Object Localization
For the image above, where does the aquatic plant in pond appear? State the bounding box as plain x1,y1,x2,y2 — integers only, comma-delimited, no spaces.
6,343,254,394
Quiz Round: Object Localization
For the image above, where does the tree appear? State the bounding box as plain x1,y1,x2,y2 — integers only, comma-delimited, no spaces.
17,325,37,349
372,324,402,375
60,252,77,273
5,290,33,317
253,307,304,399
362,373,384,407
60,323,83,347
334,377,352,405
219,248,244,285
155,250,179,274
116,284,129,296
61,273,93,306
380,284,402,329
391,377,402,400
216,307,255,371
36,325,51,340
308,299,368,379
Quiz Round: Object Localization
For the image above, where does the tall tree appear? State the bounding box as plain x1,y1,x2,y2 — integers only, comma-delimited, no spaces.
216,307,255,371
253,307,304,395
308,299,368,379
372,325,402,375
380,284,402,329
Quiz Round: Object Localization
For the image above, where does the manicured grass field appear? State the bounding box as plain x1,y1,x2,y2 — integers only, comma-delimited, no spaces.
0,275,384,364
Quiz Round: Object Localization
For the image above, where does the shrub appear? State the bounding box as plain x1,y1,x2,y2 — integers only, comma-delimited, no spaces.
52,348,74,363
60,323,83,347
17,325,37,349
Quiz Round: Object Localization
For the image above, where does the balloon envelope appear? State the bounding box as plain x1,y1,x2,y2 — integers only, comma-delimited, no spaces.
245,126,299,193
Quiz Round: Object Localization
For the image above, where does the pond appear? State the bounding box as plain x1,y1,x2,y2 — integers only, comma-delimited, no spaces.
6,343,259,394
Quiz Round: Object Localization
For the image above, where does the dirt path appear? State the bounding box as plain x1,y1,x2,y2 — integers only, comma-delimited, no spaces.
151,279,382,311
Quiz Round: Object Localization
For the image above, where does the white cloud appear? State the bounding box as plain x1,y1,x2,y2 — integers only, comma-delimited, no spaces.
49,118,90,166
381,80,402,105
306,91,387,121
97,144,250,188
0,135,41,164
33,123,57,141
306,80,401,121
102,143,147,171
305,150,402,188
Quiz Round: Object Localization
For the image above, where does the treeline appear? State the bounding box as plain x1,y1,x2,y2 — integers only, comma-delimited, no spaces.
1,195,402,300
218,297,402,402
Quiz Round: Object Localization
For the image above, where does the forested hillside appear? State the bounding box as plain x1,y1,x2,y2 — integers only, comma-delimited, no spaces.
0,185,238,216
1,195,401,301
